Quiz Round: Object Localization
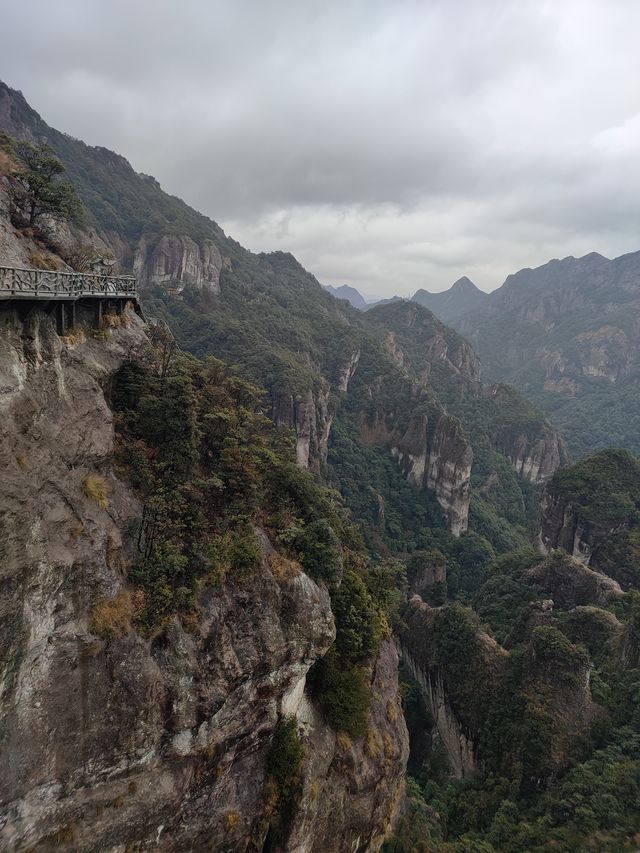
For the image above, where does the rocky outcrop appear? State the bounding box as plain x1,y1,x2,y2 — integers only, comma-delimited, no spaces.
377,303,481,385
271,350,361,470
133,234,222,294
402,646,476,779
407,551,446,597
390,412,472,536
538,489,594,563
401,594,599,787
496,421,566,484
288,639,409,853
272,385,334,469
336,350,360,392
0,308,406,851
538,486,632,572
425,414,473,536
400,598,505,779
524,553,623,607
482,384,567,484
537,449,640,591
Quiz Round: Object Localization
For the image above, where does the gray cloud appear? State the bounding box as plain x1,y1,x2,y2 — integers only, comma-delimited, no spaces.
3,0,640,297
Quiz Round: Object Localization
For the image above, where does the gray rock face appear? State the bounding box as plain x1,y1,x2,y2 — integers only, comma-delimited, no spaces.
495,420,567,484
288,639,409,853
272,385,334,469
538,489,592,561
133,234,222,294
399,598,505,779
537,486,631,573
425,414,473,536
336,350,360,393
0,308,407,851
407,552,446,597
402,646,476,779
391,412,472,536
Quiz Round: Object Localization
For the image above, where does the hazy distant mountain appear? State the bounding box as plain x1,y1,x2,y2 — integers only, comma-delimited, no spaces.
362,295,404,311
411,276,487,326
323,283,368,309
447,252,640,457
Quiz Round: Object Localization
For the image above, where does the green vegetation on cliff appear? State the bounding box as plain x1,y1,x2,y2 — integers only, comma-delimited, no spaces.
112,324,386,738
550,448,640,529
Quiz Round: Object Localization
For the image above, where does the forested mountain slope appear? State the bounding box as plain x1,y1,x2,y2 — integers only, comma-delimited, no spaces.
414,252,640,457
0,80,564,557
389,449,640,851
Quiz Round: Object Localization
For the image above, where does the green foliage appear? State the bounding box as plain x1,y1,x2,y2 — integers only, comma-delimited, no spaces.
546,449,640,589
311,649,371,739
528,625,589,682
15,81,640,850
473,548,544,644
310,561,383,738
551,448,640,529
115,332,382,750
8,140,84,227
263,716,305,850
331,568,382,661
296,519,343,584
113,339,292,624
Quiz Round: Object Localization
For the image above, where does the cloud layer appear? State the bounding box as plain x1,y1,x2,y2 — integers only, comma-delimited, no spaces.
3,0,640,297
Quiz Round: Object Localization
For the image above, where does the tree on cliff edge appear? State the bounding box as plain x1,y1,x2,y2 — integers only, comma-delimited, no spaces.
8,141,84,228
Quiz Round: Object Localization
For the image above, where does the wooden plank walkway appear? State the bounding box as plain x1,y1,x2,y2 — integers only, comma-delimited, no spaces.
0,266,137,300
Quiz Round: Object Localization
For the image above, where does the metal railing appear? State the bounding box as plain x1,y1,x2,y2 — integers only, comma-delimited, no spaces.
0,266,137,300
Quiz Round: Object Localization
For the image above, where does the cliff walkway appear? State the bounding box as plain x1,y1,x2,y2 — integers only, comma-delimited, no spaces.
0,265,142,333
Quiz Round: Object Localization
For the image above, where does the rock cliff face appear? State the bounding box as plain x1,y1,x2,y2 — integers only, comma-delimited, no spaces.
288,639,409,853
425,414,473,536
271,351,362,470
382,409,472,537
272,385,334,469
399,598,505,779
495,419,567,484
0,308,406,852
366,301,563,501
401,645,476,779
133,234,223,294
400,593,598,787
538,489,595,563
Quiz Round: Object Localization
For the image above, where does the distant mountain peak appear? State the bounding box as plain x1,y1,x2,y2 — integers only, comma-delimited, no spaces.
450,276,480,293
323,284,367,310
410,275,486,326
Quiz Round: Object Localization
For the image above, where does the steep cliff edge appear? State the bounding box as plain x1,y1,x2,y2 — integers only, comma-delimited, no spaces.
0,307,407,852
0,81,226,296
537,448,640,589
366,302,564,488
400,595,597,787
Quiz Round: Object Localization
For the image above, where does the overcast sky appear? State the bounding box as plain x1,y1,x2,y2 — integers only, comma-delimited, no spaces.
2,0,640,298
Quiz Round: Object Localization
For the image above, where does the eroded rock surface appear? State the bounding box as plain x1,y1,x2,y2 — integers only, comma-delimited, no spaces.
133,234,222,294
0,308,407,851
